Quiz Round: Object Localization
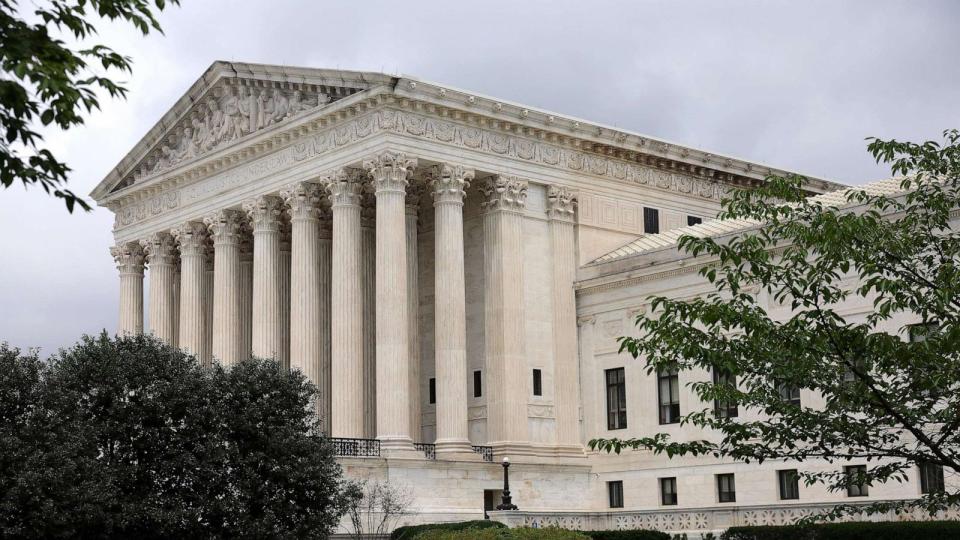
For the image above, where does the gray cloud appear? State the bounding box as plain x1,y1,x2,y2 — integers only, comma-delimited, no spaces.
1,0,957,353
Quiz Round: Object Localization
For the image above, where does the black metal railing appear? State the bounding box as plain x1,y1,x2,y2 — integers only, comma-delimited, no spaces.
329,437,381,457
472,445,493,462
413,442,436,460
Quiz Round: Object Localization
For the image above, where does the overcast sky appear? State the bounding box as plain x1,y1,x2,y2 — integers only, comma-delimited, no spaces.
1,0,957,355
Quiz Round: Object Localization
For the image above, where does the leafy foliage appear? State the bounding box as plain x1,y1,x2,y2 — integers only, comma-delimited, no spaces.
0,333,352,538
581,531,671,540
722,521,960,540
412,526,590,540
590,130,960,519
392,520,507,539
0,0,178,212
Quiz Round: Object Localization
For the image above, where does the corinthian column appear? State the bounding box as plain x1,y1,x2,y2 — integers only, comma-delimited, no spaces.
243,195,284,361
141,233,177,343
205,209,245,366
111,242,145,336
202,247,214,366
481,175,531,454
360,193,376,438
281,181,324,390
318,207,333,434
172,222,208,359
364,151,416,452
406,184,423,441
239,234,253,361
326,169,365,438
279,223,292,370
431,164,475,455
547,186,582,452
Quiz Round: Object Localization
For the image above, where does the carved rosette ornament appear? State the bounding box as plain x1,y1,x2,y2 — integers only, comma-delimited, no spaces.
429,164,474,205
139,232,178,266
547,185,577,222
171,221,209,256
203,209,246,246
281,182,325,222
323,168,365,208
111,242,146,273
480,175,528,213
242,195,285,232
363,151,417,194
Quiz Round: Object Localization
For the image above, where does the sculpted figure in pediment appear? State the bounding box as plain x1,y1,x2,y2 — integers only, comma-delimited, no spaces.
267,88,289,126
221,87,245,141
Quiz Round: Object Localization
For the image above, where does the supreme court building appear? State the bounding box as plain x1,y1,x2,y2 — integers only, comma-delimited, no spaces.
91,63,953,535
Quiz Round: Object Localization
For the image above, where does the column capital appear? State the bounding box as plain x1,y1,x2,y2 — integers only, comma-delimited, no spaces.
480,175,528,213
281,181,325,221
204,209,246,245
547,185,577,222
324,168,364,207
111,242,145,274
172,221,209,257
140,232,177,266
430,163,474,205
242,195,284,233
364,151,417,194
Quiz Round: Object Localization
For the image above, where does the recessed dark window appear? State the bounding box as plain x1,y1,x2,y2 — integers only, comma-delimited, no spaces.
919,462,945,494
428,378,436,405
717,473,736,503
643,207,660,234
713,368,739,419
660,477,678,506
605,368,627,430
778,469,800,500
532,369,542,396
777,381,802,407
687,215,703,226
658,366,680,425
845,465,869,497
474,370,482,398
607,480,624,508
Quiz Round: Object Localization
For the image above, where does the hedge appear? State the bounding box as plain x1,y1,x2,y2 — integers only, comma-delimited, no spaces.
391,520,507,539
721,521,960,540
581,530,671,540
411,527,590,540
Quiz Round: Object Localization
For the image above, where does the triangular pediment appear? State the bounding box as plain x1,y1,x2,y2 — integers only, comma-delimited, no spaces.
93,61,394,200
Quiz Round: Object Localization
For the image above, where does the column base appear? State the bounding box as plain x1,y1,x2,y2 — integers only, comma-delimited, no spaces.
489,440,537,462
378,435,417,458
436,438,483,461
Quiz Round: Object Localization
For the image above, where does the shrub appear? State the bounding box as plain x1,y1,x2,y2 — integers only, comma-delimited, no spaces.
721,521,960,540
583,531,671,540
412,526,590,540
391,520,507,539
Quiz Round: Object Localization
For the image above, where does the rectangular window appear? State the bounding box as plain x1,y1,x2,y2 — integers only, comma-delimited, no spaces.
846,465,869,497
777,382,802,407
605,368,627,430
778,469,800,500
658,366,680,425
660,477,678,506
919,462,945,494
713,368,739,419
474,370,482,398
532,369,542,397
643,207,660,234
608,481,624,508
428,378,436,405
717,473,736,503
687,215,703,226
909,322,939,343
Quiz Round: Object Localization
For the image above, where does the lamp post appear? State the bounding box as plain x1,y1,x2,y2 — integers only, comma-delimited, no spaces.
496,456,518,510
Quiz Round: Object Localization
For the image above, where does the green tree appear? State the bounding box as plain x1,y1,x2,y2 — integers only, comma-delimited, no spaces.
0,333,353,538
590,130,960,518
0,0,178,212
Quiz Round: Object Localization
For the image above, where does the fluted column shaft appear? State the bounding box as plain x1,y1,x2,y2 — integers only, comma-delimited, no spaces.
547,186,581,449
406,186,423,441
239,236,253,361
482,176,531,451
279,228,292,370
365,152,416,451
318,217,333,434
431,164,474,454
327,170,365,438
244,195,284,361
361,196,377,438
142,233,177,343
111,242,145,335
173,223,208,358
202,252,214,366
172,266,180,346
206,209,244,366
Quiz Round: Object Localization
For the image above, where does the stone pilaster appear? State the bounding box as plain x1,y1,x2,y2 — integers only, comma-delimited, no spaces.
547,186,582,453
360,192,377,438
172,222,208,359
111,242,145,336
141,232,177,344
364,151,417,452
243,195,284,361
281,181,325,401
204,209,245,366
406,183,423,441
326,169,365,438
318,205,333,434
481,175,531,454
239,233,253,362
430,163,475,455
